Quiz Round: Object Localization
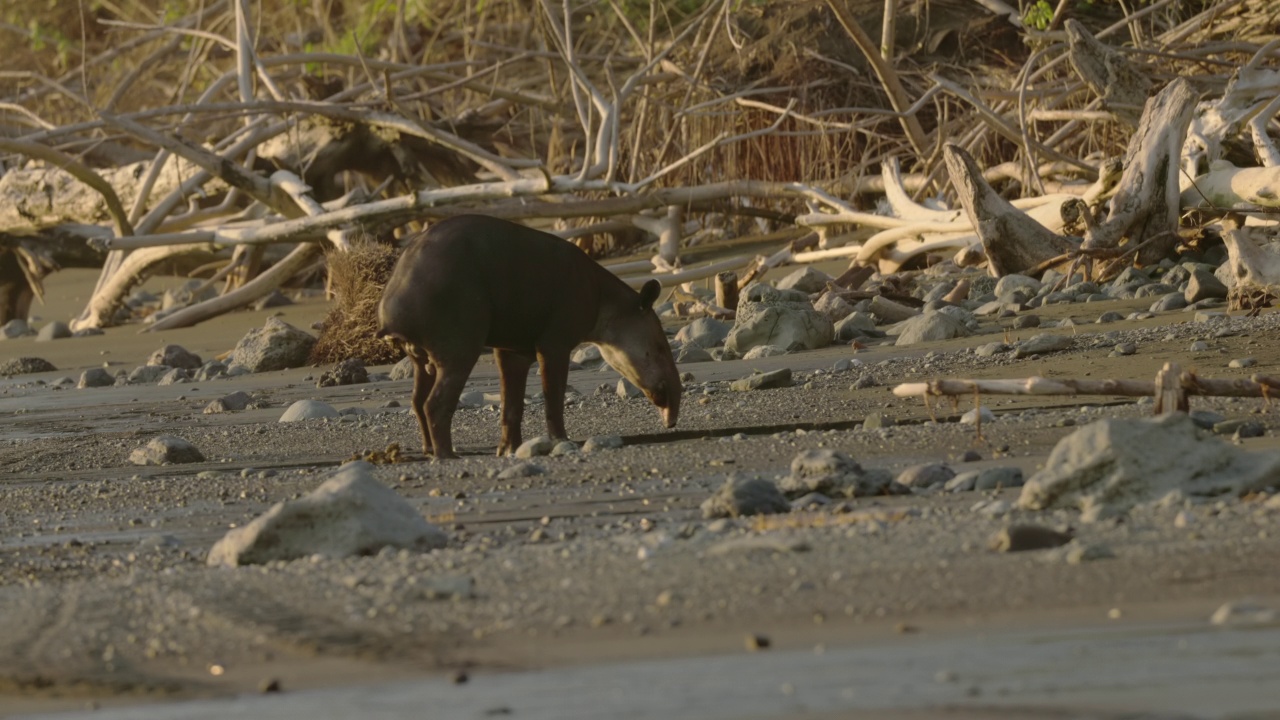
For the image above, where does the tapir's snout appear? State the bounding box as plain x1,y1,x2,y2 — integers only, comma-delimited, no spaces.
662,404,678,428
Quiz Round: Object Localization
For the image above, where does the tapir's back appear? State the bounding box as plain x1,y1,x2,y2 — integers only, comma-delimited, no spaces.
378,215,607,353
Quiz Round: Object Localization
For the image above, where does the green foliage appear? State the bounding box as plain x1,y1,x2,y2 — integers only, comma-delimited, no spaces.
1023,0,1055,30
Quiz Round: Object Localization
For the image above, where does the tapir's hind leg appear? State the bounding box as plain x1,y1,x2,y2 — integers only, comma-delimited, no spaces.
537,348,571,441
409,352,436,456
424,351,480,460
494,349,534,456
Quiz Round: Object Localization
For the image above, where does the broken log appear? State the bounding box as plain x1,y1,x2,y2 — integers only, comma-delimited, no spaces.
893,362,1280,413
715,271,739,311
1084,78,1197,266
943,143,1078,276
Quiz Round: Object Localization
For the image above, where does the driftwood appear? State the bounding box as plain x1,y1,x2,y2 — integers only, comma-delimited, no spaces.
1065,20,1150,126
943,144,1078,276
1082,79,1198,268
893,362,1280,415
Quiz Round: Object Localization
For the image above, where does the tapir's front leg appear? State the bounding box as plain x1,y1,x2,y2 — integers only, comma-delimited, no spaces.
537,348,571,441
425,352,479,460
494,349,534,456
410,354,436,457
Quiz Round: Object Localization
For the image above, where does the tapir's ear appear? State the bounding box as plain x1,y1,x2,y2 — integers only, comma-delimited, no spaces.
639,279,662,309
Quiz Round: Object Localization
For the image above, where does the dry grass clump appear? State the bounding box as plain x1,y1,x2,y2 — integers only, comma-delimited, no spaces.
309,240,404,366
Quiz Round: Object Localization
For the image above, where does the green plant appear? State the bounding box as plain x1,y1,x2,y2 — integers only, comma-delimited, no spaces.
1024,0,1055,30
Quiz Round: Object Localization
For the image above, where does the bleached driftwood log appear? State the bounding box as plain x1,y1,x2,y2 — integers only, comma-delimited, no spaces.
1181,162,1280,208
893,362,1280,414
1083,78,1198,266
943,143,1078,275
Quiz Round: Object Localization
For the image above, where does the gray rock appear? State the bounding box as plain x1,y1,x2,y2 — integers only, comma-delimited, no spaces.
1229,357,1257,369
1014,334,1072,358
725,284,833,355
994,274,1041,300
1011,314,1041,329
850,373,879,390
549,441,580,457
1150,293,1187,312
778,449,893,499
497,462,544,479
960,407,996,425
1189,410,1227,429
129,435,205,465
571,344,604,366
0,357,56,375
1095,311,1125,324
230,317,317,373
617,378,643,399
1184,268,1228,304
35,321,71,342
147,344,203,370
945,471,979,492
775,267,832,294
1,319,32,339
279,399,340,422
730,368,792,391
123,365,171,385
1210,600,1277,626
834,311,878,341
1189,340,1209,352
741,344,787,360
1018,413,1280,520
700,474,790,518
812,290,855,323
193,361,227,382
157,368,190,386
206,460,447,566
390,356,415,381
317,358,368,388
674,318,732,349
867,295,920,324
893,311,970,346
1112,342,1137,356
515,436,555,458
895,463,955,489
975,342,1009,357
457,390,487,409
1135,283,1178,298
77,368,114,388
990,524,1073,552
582,435,624,452
204,391,253,414
675,345,713,363
252,290,294,310
974,466,1024,490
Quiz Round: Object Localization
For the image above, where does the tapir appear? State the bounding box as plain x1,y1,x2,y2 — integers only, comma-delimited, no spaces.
377,214,681,459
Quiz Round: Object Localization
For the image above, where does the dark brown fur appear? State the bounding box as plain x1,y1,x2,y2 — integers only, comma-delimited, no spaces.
378,215,681,458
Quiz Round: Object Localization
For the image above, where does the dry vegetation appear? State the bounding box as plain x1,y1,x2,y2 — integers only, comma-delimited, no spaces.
2,0,1280,358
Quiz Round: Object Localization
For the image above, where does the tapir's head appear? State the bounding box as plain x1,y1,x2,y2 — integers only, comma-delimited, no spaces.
596,279,681,429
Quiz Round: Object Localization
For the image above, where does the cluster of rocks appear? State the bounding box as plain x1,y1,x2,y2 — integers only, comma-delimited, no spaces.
650,250,1243,367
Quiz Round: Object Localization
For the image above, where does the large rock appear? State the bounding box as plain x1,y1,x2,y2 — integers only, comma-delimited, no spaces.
207,461,447,566
995,274,1041,300
730,368,792,391
893,311,970,346
279,399,340,422
1184,267,1228,304
675,317,732,349
775,267,832,294
129,436,205,465
1018,413,1280,520
35,322,71,342
778,449,896,498
0,357,56,375
1013,334,1072,358
724,284,833,355
834,311,878,341
812,291,855,324
147,344,203,370
230,317,316,372
700,475,790,519
77,368,114,388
